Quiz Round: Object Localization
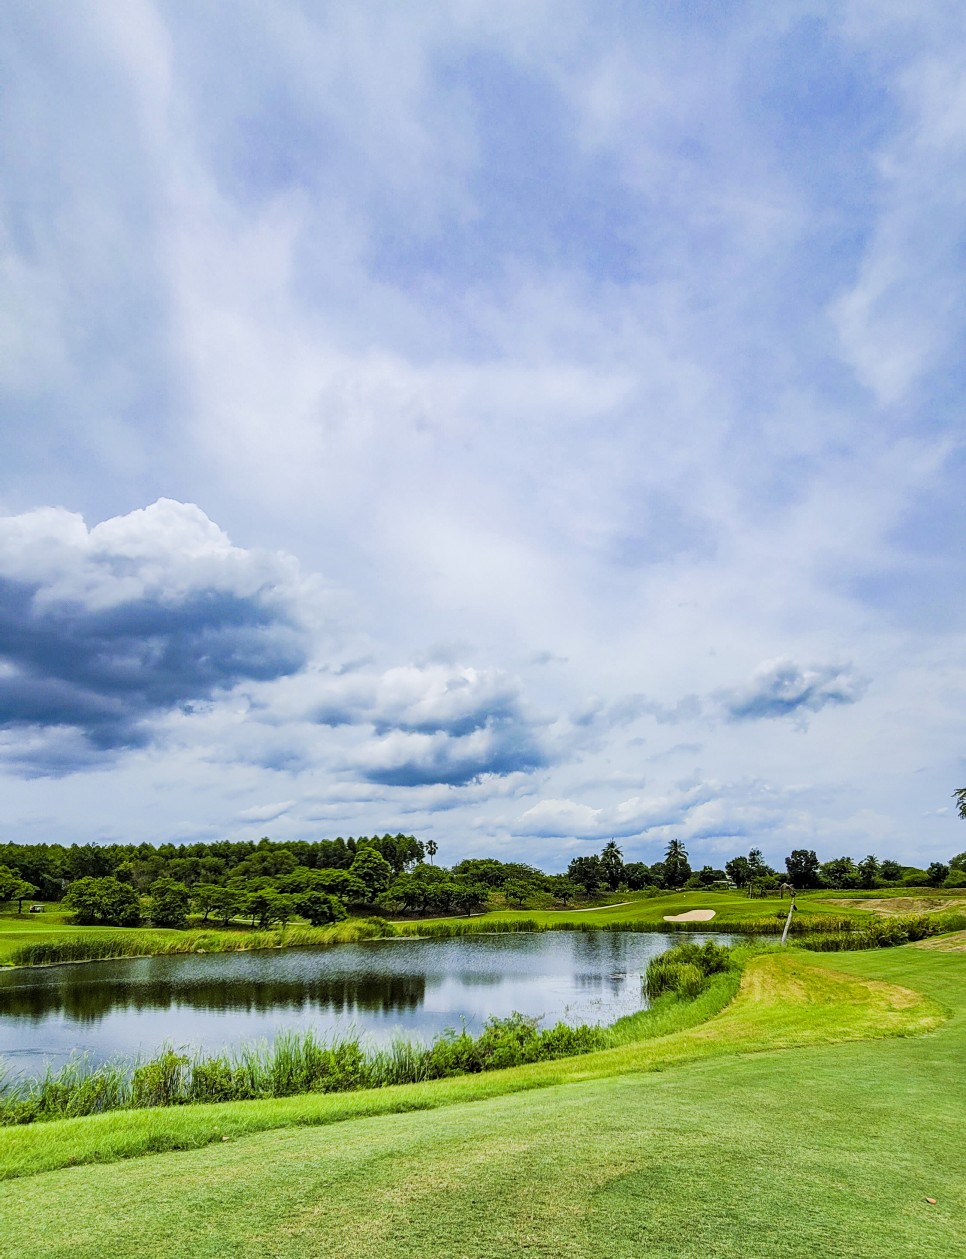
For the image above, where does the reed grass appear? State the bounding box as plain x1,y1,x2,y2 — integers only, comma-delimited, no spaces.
0,1017,608,1125
798,909,966,952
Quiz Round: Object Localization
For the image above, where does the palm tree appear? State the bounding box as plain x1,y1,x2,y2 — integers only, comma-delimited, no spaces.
663,838,690,889
425,839,438,865
600,841,624,891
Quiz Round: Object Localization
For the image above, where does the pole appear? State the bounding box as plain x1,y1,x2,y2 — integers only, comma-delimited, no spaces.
780,902,794,946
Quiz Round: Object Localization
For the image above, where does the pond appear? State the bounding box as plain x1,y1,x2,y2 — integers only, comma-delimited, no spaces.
0,930,735,1072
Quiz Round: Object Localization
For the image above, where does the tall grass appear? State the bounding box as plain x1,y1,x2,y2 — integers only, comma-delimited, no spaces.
0,1017,608,1126
642,938,735,1000
7,918,399,968
798,910,966,952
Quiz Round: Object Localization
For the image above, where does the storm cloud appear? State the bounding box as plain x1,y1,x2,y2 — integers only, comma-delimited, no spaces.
0,500,308,769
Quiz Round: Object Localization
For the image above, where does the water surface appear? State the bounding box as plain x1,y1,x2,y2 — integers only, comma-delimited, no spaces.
0,930,734,1072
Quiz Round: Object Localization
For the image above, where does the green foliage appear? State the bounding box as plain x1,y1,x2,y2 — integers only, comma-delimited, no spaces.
927,862,950,887
148,878,191,928
643,939,734,999
663,838,691,889
798,909,966,952
297,890,347,926
348,846,393,900
599,841,624,891
567,854,605,894
0,1012,610,1125
0,866,37,912
62,877,142,926
784,849,820,888
819,856,859,890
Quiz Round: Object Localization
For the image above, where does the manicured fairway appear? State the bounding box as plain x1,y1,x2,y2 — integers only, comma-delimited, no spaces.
0,944,962,1258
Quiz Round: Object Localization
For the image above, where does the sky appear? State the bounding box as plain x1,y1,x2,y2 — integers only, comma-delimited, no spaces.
1,1,964,872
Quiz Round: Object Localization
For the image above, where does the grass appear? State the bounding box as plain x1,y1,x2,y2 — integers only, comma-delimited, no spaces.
0,944,958,1257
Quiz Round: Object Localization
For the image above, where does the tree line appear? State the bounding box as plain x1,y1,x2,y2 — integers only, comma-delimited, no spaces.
1,797,965,928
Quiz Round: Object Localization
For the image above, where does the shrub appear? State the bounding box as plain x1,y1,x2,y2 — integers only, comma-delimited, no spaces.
643,940,734,1000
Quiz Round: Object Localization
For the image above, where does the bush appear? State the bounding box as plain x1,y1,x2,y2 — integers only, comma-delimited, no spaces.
643,940,734,1000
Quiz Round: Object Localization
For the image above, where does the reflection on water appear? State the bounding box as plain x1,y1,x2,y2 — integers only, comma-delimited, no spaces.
0,931,734,1071
0,972,427,1023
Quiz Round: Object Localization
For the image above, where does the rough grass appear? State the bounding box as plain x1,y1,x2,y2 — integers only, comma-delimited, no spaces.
824,895,966,915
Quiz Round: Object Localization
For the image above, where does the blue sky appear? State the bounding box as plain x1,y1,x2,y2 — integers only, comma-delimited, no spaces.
1,1,964,869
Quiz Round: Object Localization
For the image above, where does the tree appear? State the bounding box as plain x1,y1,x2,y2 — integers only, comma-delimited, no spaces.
856,855,879,890
819,857,859,890
927,862,950,887
693,865,724,887
63,876,141,926
567,855,605,895
425,840,439,865
599,841,624,892
879,859,902,882
149,878,191,928
546,875,581,905
953,788,966,820
503,879,535,908
298,890,347,926
746,849,770,897
622,862,652,891
647,862,667,889
349,847,393,900
663,839,691,890
450,881,490,916
785,850,820,889
191,883,224,923
210,886,243,926
0,865,37,913
725,856,751,891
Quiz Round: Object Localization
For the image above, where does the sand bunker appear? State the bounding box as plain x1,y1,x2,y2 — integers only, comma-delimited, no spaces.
663,909,717,922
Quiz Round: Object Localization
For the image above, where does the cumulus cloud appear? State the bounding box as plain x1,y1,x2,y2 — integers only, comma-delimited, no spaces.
517,783,714,840
305,663,525,736
0,500,309,771
718,659,867,725
353,720,546,789
245,661,549,787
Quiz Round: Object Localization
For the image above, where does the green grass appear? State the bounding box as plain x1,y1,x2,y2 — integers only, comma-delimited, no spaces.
0,944,958,1257
0,942,961,1256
